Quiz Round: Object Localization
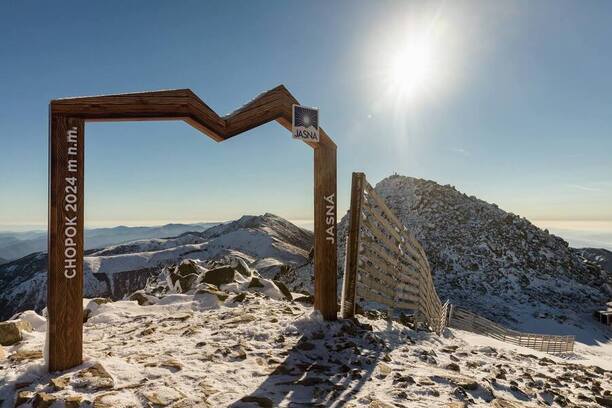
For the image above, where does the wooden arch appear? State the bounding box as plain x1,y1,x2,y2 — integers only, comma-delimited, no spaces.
48,86,337,371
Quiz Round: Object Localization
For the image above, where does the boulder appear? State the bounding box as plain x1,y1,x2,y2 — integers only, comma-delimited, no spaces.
0,319,32,346
32,392,57,408
9,349,42,362
240,396,273,408
491,399,523,408
201,266,236,286
273,280,293,301
232,257,252,278
195,282,220,291
178,273,199,292
248,277,265,288
0,345,4,360
11,310,47,332
293,294,314,304
72,362,114,391
129,290,157,306
64,395,83,408
177,259,201,277
596,397,612,408
195,287,229,301
89,297,112,306
83,298,112,322
445,362,461,372
231,293,247,303
15,390,35,406
50,375,70,391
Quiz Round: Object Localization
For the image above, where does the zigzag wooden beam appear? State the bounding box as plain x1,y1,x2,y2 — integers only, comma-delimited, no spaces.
50,85,335,148
48,85,338,372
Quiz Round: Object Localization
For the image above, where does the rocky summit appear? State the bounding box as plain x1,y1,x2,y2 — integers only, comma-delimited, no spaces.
351,175,611,327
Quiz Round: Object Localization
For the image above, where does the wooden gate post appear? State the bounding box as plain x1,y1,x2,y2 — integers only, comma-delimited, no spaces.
341,172,364,319
314,134,337,321
48,113,84,371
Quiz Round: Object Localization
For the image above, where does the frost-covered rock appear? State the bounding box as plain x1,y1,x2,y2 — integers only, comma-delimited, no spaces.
0,319,31,346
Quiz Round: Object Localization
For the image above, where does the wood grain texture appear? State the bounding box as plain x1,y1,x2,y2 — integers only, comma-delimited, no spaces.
341,172,364,319
48,86,338,371
314,136,337,321
48,114,84,371
50,86,336,148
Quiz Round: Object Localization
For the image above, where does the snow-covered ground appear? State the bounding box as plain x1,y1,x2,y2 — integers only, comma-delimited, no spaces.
1,294,610,407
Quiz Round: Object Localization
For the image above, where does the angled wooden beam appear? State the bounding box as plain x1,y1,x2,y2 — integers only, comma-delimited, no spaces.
48,86,337,372
50,85,336,148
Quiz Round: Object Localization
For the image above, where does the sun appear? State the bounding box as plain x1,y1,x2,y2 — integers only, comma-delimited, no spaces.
384,35,436,102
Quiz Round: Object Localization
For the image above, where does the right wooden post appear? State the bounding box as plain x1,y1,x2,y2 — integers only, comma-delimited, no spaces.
313,134,338,320
341,172,365,319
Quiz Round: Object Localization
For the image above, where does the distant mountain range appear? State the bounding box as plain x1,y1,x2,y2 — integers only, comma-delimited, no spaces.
0,223,218,261
0,213,312,320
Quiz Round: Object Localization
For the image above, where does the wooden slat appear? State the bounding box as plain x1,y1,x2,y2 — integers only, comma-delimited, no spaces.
361,204,428,273
356,285,395,307
362,178,429,266
395,300,419,310
359,260,420,301
362,220,429,277
358,263,397,290
357,274,395,298
361,244,398,271
361,218,403,257
362,180,430,264
360,251,418,287
363,182,405,231
362,200,403,244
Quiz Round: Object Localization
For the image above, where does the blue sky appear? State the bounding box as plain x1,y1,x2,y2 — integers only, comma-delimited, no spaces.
1,0,611,231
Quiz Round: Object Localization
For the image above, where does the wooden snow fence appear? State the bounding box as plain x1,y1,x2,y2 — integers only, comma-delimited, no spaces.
340,172,448,334
448,306,574,353
340,172,575,354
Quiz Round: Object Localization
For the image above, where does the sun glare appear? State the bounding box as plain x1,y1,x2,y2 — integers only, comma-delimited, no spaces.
386,38,435,100
367,7,456,112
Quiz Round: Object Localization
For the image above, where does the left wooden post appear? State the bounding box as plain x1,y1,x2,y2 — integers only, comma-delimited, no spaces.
48,111,84,371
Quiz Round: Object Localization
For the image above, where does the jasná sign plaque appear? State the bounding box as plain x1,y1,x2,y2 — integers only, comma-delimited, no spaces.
292,104,319,142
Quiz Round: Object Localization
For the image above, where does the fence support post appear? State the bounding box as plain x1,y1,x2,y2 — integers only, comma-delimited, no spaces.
341,172,365,319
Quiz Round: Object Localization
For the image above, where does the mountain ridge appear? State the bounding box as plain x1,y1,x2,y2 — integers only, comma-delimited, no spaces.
0,222,219,262
0,213,312,320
